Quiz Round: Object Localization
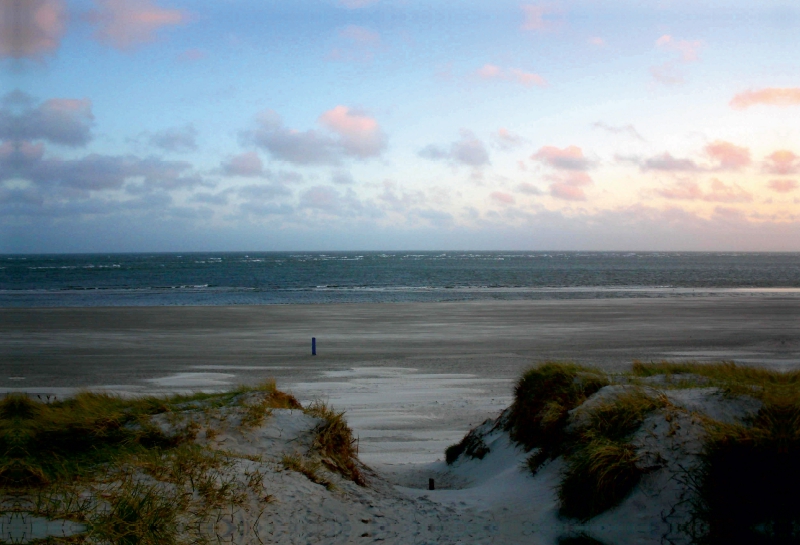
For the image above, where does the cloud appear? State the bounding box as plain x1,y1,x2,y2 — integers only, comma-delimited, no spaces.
655,34,702,62
88,0,188,50
494,128,525,150
532,145,593,171
490,191,515,205
516,182,543,195
0,0,67,59
474,64,547,87
730,88,800,109
655,179,752,203
639,152,700,172
317,105,387,158
650,64,684,86
588,37,605,47
299,185,365,215
764,150,799,175
222,151,263,177
520,4,561,32
176,48,205,62
337,0,379,8
148,124,197,153
328,25,382,62
331,170,355,185
704,140,751,170
652,34,702,86
419,130,490,167
0,93,94,147
531,145,594,200
238,183,292,200
592,122,643,141
0,142,207,194
548,172,592,201
245,107,386,166
768,179,798,193
378,180,424,211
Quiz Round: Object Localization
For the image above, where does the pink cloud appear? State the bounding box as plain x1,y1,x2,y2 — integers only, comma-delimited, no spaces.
520,4,560,32
0,94,94,146
476,64,502,79
532,145,592,170
639,152,699,172
491,191,515,205
704,140,751,170
730,88,800,109
0,0,67,59
651,35,701,86
222,152,263,177
318,106,386,158
704,178,752,203
764,150,799,175
509,68,547,87
655,34,702,62
548,172,592,201
768,179,798,193
516,182,542,195
588,37,605,47
475,64,546,87
655,180,703,200
655,179,752,202
650,63,684,86
177,48,205,62
89,0,188,50
494,128,524,150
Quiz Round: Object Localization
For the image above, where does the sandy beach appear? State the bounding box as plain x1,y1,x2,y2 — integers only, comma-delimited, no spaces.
2,297,800,543
2,298,798,465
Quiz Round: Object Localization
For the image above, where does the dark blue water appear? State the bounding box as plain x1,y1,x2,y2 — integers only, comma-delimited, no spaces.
2,252,799,307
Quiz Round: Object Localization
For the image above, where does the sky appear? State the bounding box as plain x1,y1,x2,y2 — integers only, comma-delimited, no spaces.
1,0,799,252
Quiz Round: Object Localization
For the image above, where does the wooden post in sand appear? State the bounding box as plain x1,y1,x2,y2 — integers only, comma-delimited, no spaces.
429,478,435,490
312,337,316,356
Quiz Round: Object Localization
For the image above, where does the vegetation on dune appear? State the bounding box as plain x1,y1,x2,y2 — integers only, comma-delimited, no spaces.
305,401,366,486
0,379,363,544
690,371,800,544
446,360,800,535
505,363,608,455
558,389,667,520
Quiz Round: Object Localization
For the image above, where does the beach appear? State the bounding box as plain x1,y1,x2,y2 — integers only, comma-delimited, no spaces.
3,297,798,466
3,297,800,543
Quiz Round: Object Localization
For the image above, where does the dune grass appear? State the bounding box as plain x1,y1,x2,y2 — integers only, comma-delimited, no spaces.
558,389,667,520
0,381,313,544
305,401,366,486
689,370,800,544
504,363,608,456
446,360,800,527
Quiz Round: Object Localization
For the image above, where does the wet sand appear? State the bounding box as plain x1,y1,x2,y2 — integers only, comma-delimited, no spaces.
3,298,799,465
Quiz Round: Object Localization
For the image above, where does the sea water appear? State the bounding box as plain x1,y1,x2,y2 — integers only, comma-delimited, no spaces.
2,251,800,307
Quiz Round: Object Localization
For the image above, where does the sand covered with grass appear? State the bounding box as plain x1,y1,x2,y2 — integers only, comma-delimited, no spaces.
3,361,799,544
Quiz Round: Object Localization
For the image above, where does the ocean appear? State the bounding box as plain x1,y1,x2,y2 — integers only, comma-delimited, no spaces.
2,251,800,307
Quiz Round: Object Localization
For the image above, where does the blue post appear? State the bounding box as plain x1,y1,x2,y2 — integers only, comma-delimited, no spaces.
312,337,316,356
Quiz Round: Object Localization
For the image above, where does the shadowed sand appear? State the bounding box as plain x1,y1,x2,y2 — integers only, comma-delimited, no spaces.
2,298,798,467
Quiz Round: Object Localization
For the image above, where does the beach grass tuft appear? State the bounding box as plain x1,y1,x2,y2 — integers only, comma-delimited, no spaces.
558,389,667,519
304,401,366,486
505,362,608,455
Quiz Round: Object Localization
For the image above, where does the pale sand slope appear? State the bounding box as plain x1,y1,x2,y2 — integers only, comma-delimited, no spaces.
94,378,758,545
